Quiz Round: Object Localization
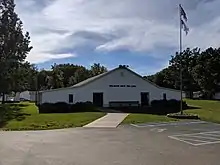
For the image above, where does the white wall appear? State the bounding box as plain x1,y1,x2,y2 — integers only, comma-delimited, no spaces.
0,94,8,101
20,91,30,100
41,68,181,106
29,92,36,101
214,92,220,100
14,92,20,101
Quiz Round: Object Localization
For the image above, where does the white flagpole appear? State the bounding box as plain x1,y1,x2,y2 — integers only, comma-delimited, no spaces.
179,4,183,114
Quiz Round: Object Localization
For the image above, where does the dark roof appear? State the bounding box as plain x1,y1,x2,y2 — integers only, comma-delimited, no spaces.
40,66,181,93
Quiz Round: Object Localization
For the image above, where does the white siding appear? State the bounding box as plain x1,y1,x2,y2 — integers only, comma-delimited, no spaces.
20,91,30,100
214,92,220,100
41,68,181,106
30,92,36,102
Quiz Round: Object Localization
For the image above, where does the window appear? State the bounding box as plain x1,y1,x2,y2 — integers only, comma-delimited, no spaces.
69,94,73,103
163,93,167,100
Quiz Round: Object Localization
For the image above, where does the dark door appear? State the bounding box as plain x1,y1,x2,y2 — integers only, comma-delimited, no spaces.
93,93,103,107
141,92,149,106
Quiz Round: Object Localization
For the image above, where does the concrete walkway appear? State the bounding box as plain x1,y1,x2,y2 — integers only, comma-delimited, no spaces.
84,113,129,128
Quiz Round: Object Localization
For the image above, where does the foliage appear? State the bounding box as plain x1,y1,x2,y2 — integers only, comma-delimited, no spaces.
0,102,105,130
111,100,188,115
151,99,188,111
36,63,107,90
146,47,220,99
0,0,32,100
192,48,220,99
38,101,98,114
90,63,108,76
167,113,199,119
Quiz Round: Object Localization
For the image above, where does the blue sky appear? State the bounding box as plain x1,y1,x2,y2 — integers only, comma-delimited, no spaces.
15,0,220,75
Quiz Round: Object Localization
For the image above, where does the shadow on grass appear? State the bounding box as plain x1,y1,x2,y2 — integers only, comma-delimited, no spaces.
186,106,201,110
0,103,31,127
109,106,201,115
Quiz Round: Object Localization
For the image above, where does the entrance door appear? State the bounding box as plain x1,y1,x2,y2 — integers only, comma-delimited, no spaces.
93,93,103,107
141,92,149,106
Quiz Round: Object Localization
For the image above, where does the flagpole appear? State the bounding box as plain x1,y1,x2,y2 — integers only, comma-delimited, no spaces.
179,4,183,114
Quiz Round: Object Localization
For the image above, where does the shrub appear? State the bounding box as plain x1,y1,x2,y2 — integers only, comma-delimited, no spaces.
4,101,20,103
39,101,97,113
167,113,200,119
54,102,70,113
150,99,188,115
38,103,56,113
70,101,97,112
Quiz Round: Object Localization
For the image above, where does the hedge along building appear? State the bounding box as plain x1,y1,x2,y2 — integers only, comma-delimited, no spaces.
37,65,182,107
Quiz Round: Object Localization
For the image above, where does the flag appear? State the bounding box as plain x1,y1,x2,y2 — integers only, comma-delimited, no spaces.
181,19,189,35
179,4,187,22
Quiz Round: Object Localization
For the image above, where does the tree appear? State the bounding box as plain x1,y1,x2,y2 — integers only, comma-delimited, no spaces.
8,62,37,92
145,47,220,99
47,64,64,89
37,70,51,90
73,67,91,84
192,47,220,99
55,64,82,87
90,63,107,76
169,48,200,98
0,0,32,103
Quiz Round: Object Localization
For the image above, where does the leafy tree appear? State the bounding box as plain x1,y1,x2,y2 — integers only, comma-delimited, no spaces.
55,64,82,87
90,63,107,76
0,0,32,103
169,48,200,98
192,47,220,99
8,62,37,92
47,64,64,89
68,76,76,86
37,70,51,90
73,66,91,84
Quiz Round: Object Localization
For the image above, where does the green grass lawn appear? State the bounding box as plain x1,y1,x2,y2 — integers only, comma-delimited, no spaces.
0,102,105,130
123,99,220,124
184,99,220,123
122,113,178,124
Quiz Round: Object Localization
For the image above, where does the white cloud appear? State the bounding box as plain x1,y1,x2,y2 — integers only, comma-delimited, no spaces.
27,51,77,64
15,0,220,64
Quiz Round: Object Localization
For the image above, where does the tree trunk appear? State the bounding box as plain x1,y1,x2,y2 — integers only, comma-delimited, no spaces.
2,93,5,104
189,91,193,99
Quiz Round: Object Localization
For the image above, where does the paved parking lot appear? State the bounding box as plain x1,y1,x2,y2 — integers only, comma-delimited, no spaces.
1,121,220,165
130,120,220,146
169,131,220,146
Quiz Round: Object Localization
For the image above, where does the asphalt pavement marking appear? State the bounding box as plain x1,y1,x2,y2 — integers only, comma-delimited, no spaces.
131,121,207,128
169,131,220,146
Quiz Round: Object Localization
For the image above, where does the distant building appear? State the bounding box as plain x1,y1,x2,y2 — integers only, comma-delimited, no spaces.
214,92,220,100
20,91,36,101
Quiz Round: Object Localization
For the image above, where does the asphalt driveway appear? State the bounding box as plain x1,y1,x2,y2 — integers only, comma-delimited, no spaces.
1,121,220,165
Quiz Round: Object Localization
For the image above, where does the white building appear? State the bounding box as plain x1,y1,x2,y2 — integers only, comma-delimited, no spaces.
214,93,220,100
20,91,36,101
37,65,182,107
